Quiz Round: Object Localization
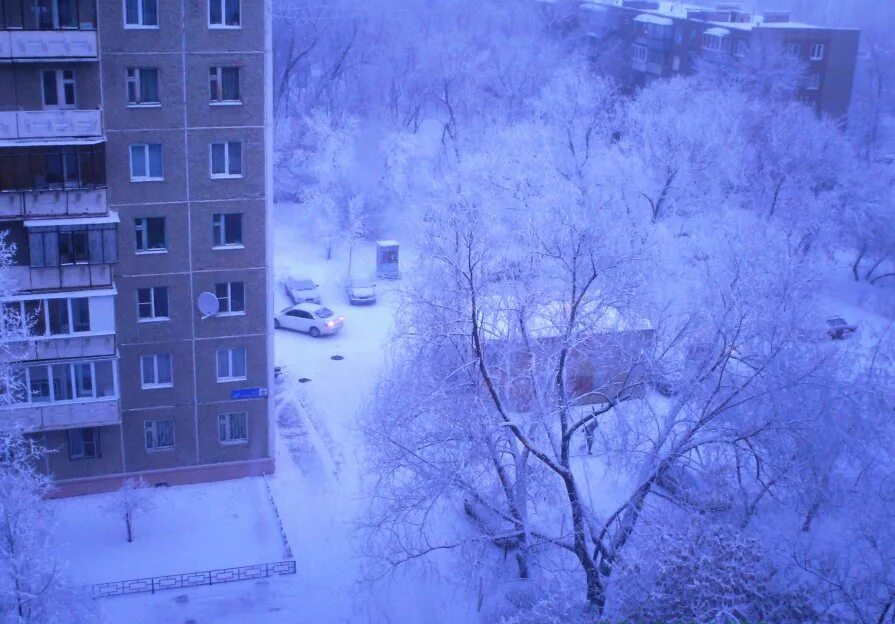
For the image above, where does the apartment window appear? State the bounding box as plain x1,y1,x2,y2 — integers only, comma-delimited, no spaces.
702,33,726,51
41,70,75,109
127,68,160,106
218,412,247,444
69,427,101,459
137,287,169,321
209,0,240,27
209,67,240,103
786,42,800,57
810,43,825,61
14,360,116,405
124,0,158,27
48,297,90,334
210,141,242,178
58,230,89,264
215,282,245,314
134,217,166,252
130,144,163,181
216,346,246,382
806,73,821,91
144,419,174,451
212,213,243,248
632,44,648,62
140,353,173,388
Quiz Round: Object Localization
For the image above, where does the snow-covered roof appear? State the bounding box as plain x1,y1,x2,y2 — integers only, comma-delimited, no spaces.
23,211,119,228
704,26,731,36
480,297,651,341
633,13,673,26
376,240,399,247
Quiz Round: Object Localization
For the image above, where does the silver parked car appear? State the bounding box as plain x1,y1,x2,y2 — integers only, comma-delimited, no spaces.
283,278,321,305
346,278,377,305
274,303,343,338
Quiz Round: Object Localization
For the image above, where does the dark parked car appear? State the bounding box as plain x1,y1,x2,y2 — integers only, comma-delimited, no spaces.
826,317,857,340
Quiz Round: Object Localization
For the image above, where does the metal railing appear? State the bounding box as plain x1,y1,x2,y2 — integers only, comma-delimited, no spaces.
89,560,298,599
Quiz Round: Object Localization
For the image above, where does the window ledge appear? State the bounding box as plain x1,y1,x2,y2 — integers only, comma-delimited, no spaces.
138,317,170,323
124,25,160,30
220,440,248,446
210,101,243,107
131,177,165,183
216,377,247,383
212,244,244,251
135,249,168,255
208,24,242,30
216,311,246,317
146,447,175,453
141,384,174,390
210,174,244,180
128,103,162,109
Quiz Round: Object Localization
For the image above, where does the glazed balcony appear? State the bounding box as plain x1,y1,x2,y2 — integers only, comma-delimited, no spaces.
0,0,97,61
0,356,119,433
0,144,105,219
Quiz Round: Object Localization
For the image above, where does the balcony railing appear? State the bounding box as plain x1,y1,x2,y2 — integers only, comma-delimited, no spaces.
3,332,115,362
0,30,97,60
1,397,118,433
0,110,102,141
7,263,113,291
0,188,107,220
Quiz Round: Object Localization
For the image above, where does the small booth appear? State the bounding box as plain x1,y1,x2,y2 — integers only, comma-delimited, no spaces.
376,240,401,280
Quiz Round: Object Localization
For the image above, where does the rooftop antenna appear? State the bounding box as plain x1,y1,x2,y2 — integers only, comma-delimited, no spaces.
197,291,220,320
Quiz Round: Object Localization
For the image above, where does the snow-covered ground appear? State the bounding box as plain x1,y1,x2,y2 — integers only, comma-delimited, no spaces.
85,202,478,623
50,477,286,586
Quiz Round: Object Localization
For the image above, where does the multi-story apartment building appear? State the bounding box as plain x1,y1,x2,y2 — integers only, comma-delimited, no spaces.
580,0,860,118
0,0,274,496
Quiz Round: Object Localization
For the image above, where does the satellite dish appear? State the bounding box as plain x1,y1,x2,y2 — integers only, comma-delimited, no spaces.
197,292,220,319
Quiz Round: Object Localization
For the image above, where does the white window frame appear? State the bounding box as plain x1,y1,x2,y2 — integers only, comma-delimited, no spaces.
209,66,241,104
805,73,821,91
69,427,101,460
212,213,243,249
632,44,648,62
124,0,159,29
218,412,248,445
810,43,825,61
1,297,92,339
216,346,246,382
137,286,169,322
208,0,240,29
209,141,243,179
134,216,167,254
126,67,160,107
41,69,76,110
215,282,245,316
140,353,173,389
14,359,118,406
130,144,164,182
702,33,725,51
144,418,175,451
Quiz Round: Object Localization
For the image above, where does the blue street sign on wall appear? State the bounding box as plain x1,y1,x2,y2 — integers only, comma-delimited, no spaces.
231,387,269,400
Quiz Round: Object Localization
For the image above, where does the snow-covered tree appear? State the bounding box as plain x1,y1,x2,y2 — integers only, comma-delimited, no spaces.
106,477,156,544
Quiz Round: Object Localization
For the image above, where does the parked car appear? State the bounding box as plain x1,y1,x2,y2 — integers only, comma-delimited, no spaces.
274,303,344,337
826,317,857,340
346,277,377,305
283,278,321,304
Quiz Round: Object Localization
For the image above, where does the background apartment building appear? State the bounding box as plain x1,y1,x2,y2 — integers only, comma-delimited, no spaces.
580,0,860,118
0,0,274,495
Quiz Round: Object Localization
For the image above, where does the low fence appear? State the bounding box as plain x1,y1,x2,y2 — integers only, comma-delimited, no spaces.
90,560,297,598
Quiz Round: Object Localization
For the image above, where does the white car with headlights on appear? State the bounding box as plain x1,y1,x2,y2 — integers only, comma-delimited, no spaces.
274,303,344,337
